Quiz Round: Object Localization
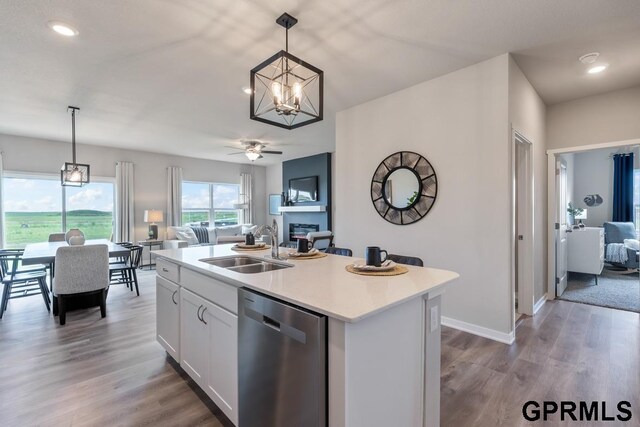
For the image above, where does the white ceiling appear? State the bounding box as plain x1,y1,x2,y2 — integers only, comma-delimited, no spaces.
1,0,640,165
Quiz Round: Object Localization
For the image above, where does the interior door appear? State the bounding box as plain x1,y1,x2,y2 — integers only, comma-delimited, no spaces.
556,160,569,296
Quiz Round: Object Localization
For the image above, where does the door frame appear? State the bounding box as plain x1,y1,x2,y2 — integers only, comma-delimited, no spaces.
511,130,535,325
546,138,640,298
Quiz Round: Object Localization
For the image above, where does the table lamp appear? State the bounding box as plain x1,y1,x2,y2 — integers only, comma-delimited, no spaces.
144,210,164,240
575,209,587,227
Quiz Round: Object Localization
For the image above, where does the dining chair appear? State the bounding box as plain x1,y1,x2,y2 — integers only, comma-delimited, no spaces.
325,247,353,257
48,233,66,242
386,254,424,267
53,244,110,325
308,231,334,250
0,251,50,319
109,245,143,296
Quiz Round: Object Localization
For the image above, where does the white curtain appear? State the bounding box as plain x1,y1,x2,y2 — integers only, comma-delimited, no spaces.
167,166,182,227
0,152,4,248
115,161,135,242
240,172,253,224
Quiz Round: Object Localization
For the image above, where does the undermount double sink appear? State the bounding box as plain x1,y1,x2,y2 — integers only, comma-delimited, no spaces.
199,255,293,274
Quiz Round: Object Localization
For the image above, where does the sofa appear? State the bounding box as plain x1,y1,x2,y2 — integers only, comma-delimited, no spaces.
603,222,639,269
164,224,257,249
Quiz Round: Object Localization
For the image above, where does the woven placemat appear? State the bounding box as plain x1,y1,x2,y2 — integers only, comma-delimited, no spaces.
345,264,409,276
231,245,271,252
287,252,328,260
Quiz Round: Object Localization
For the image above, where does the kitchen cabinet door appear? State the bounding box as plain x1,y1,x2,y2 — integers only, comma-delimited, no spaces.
156,276,180,360
203,301,238,425
180,289,209,389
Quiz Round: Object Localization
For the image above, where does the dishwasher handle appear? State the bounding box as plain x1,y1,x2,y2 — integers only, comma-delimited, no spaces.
262,315,280,332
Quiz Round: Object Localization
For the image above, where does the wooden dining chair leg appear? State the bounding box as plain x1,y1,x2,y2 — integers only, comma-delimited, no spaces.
58,296,67,326
0,282,11,318
99,289,107,318
39,278,50,312
131,268,140,296
128,270,134,292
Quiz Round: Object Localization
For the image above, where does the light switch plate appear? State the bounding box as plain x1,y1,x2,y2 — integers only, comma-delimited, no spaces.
430,306,439,332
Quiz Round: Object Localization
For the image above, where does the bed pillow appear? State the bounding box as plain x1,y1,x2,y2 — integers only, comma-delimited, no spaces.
175,229,199,245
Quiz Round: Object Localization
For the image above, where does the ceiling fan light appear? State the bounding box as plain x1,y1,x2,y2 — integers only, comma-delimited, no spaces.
245,151,261,161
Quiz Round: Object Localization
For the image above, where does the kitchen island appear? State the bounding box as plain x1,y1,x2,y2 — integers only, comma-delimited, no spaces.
153,244,458,427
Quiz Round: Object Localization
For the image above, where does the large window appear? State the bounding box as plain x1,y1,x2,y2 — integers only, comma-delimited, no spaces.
3,174,115,248
182,182,240,226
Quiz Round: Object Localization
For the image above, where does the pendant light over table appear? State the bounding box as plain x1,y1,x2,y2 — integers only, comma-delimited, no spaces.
61,106,90,186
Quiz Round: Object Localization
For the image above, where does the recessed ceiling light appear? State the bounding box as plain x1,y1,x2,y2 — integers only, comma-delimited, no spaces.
587,65,608,74
48,21,78,37
242,87,252,95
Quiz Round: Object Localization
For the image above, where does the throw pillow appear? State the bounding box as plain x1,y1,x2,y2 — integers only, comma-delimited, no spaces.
175,229,199,245
216,225,243,237
624,239,640,251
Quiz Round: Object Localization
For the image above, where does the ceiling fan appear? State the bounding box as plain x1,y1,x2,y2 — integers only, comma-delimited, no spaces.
227,140,283,161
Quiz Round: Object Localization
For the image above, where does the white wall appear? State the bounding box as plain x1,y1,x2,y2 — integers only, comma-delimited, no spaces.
508,56,547,303
336,55,514,337
265,163,284,242
0,134,266,243
547,85,640,150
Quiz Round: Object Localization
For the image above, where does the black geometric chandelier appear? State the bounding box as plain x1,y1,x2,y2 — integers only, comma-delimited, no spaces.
61,106,90,187
250,13,323,130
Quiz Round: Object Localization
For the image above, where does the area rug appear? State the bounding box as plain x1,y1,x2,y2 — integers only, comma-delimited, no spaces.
559,268,640,313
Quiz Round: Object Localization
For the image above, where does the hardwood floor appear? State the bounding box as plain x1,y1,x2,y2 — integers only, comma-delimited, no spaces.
441,300,640,427
1,272,638,426
0,270,232,427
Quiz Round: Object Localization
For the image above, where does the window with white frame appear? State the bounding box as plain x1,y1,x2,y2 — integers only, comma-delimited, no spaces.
182,181,240,226
2,173,115,248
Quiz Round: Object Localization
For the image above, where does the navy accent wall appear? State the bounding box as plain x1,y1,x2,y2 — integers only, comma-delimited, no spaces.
282,153,332,243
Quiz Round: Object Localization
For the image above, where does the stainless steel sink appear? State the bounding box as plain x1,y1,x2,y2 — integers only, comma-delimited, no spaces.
200,256,262,268
199,256,293,274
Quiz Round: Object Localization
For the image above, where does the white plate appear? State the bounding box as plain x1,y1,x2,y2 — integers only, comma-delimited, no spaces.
234,242,266,249
351,260,397,272
288,249,320,257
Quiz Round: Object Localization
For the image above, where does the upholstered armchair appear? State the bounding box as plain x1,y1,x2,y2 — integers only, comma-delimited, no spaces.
53,244,110,325
603,222,639,270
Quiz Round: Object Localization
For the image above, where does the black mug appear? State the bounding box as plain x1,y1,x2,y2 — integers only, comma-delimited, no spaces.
297,238,313,253
245,233,255,245
365,246,388,267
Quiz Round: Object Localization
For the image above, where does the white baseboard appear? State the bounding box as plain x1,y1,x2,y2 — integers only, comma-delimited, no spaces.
441,316,515,345
533,294,547,314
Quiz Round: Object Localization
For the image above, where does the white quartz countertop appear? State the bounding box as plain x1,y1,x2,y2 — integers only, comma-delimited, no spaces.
153,245,459,323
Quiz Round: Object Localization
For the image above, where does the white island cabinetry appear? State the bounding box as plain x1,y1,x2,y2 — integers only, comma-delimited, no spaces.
156,275,180,360
154,245,458,427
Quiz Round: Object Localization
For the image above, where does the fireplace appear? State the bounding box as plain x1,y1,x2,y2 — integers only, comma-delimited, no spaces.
289,223,319,241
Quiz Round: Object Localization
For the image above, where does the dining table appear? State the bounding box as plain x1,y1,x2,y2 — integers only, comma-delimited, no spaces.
23,239,130,288
22,239,130,267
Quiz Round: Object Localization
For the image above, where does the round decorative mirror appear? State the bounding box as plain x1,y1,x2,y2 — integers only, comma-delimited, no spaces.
370,151,437,225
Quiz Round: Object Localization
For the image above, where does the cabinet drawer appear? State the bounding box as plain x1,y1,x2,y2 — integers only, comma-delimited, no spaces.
180,268,237,314
157,258,180,283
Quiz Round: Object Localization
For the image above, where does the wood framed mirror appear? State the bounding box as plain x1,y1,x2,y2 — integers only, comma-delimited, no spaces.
370,151,438,225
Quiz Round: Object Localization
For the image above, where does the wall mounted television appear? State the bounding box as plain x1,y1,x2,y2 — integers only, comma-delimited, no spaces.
289,176,318,203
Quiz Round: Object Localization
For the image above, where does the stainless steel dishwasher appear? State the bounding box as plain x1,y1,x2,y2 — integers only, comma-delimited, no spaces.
238,287,327,427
